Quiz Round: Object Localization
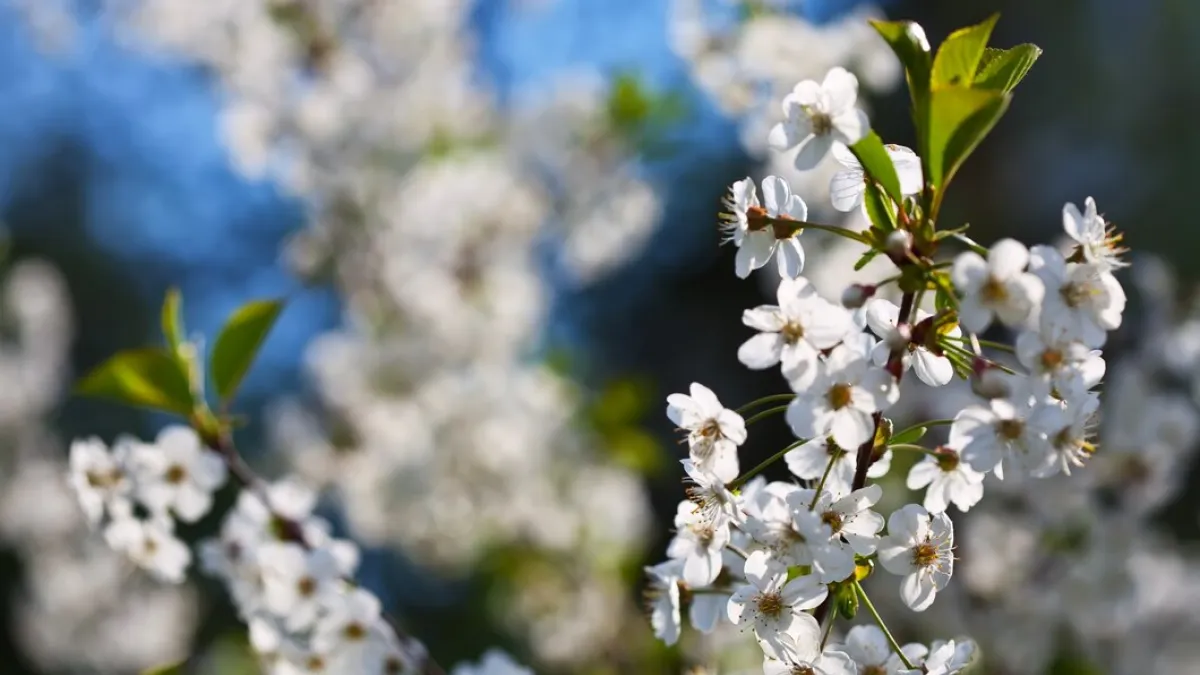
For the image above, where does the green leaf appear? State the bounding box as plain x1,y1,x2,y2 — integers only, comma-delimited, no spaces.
870,19,932,102
835,582,859,619
931,14,999,88
161,287,184,351
76,348,195,416
890,425,927,446
927,86,1010,190
862,183,896,235
974,44,1042,92
853,248,881,271
210,298,285,403
850,131,903,204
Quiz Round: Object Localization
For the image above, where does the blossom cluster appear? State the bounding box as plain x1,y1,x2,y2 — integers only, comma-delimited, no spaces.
647,60,1130,675
68,427,435,673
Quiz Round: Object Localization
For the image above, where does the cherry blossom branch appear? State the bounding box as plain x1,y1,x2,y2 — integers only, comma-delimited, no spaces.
209,429,446,675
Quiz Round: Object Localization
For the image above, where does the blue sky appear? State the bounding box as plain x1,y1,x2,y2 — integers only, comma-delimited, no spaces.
0,0,881,398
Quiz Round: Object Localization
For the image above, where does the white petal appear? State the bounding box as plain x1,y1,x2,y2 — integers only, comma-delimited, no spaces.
988,238,1031,279
793,134,834,171
832,108,870,145
761,176,791,215
900,572,938,611
951,252,988,293
776,238,806,279
683,549,722,587
822,67,860,113
830,169,866,212
736,232,776,278
913,350,953,386
739,333,785,369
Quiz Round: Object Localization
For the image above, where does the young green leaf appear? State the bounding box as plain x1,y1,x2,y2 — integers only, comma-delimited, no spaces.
850,132,903,204
862,182,897,235
853,248,881,271
931,14,999,88
890,425,927,446
210,298,285,404
974,44,1042,92
870,19,932,101
926,86,1010,190
141,661,185,675
161,287,184,351
76,348,195,416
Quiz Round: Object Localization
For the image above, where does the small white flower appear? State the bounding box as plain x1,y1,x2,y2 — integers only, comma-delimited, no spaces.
905,448,985,513
310,587,383,655
682,459,742,527
865,299,958,387
787,484,885,583
785,435,891,497
131,425,228,523
668,499,731,587
763,630,858,675
741,481,818,567
644,559,683,646
1028,392,1099,477
787,333,898,449
721,176,809,279
950,392,1054,479
667,383,746,483
896,639,976,675
68,436,133,526
728,550,827,659
1015,328,1105,395
103,510,192,583
877,504,954,612
1063,197,1127,270
952,238,1044,333
830,143,923,212
768,67,870,171
259,542,346,631
739,277,854,389
1030,245,1125,348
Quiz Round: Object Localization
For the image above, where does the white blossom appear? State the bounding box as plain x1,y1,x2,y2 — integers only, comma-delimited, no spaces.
1030,244,1125,348
739,277,854,389
878,505,954,611
905,449,985,513
668,499,731,587
728,550,827,659
952,238,1044,333
130,426,227,523
722,176,809,279
787,333,898,449
667,383,746,483
1063,197,1127,270
768,67,870,170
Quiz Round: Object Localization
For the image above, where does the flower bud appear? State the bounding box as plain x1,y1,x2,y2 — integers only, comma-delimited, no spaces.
842,284,875,309
885,230,912,258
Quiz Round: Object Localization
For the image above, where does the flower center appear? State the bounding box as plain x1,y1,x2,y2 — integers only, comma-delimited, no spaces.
820,510,844,533
343,621,368,641
981,276,1008,303
1040,348,1064,371
756,591,784,618
810,111,833,136
791,666,816,675
86,469,122,489
912,541,939,568
863,667,887,675
385,657,405,674
997,419,1024,441
305,655,326,671
1060,282,1090,308
746,205,770,232
698,419,721,439
297,576,317,597
828,383,853,411
935,448,961,472
781,321,805,344
692,523,716,546
165,464,188,484
1118,455,1151,484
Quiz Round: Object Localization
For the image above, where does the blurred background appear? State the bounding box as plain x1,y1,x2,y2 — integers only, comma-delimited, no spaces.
1,0,1199,674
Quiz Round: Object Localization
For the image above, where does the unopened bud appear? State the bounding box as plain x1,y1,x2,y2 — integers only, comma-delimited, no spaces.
842,284,875,309
885,230,912,258
971,358,1011,399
